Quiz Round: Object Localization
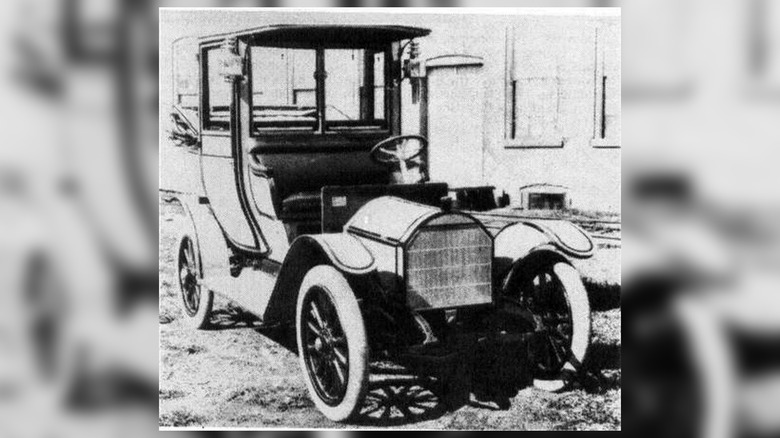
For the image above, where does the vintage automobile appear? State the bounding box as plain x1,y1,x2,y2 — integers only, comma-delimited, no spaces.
162,24,595,421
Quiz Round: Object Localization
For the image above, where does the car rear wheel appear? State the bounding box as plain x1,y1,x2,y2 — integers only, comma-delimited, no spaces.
176,235,212,329
296,265,368,422
512,261,591,380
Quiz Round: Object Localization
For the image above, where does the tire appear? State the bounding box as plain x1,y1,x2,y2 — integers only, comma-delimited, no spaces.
296,265,368,422
175,234,213,329
512,261,591,380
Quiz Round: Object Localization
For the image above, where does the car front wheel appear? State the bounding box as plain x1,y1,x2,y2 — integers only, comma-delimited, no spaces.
296,265,368,422
510,260,591,381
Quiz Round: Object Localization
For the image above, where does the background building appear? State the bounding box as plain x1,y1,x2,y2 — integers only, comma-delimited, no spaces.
407,11,620,213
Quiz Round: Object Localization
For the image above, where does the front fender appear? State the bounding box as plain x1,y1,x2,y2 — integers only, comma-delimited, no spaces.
494,220,595,264
298,234,376,275
263,233,376,323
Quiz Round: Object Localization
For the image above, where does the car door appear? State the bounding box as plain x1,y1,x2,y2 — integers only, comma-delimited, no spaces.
199,44,267,253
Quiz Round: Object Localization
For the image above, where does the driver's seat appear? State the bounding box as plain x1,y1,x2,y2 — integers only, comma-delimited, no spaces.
279,191,322,222
277,159,429,223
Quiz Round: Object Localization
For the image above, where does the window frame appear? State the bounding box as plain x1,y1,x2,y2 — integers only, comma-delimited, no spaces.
172,38,201,134
248,44,320,133
322,46,391,131
248,42,392,136
591,23,621,148
201,43,232,133
503,25,565,149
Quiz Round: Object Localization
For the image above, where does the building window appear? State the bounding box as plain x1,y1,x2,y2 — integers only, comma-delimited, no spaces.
519,184,570,210
504,22,564,148
528,193,566,210
592,20,621,148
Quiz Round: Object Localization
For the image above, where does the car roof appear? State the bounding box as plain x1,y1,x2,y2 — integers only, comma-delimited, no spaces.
199,24,431,45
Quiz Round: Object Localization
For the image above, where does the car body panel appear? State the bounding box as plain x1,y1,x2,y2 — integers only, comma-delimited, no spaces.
345,196,443,245
494,219,595,266
262,233,377,323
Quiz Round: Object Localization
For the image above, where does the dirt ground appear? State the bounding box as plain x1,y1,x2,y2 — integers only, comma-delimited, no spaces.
159,203,621,430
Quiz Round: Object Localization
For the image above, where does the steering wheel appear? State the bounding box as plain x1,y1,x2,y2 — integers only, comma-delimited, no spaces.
369,135,428,183
370,135,427,164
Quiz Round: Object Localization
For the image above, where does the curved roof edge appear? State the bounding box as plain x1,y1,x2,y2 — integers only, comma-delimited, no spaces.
200,25,430,44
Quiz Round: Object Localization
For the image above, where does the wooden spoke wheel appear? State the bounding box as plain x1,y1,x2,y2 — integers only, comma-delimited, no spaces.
175,235,212,329
296,265,368,422
513,261,591,379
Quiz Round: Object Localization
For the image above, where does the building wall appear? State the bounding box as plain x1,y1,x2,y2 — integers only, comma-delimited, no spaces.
402,13,621,213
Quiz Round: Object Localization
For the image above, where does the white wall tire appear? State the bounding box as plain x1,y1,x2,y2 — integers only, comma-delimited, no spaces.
553,262,591,374
296,265,368,422
511,260,591,381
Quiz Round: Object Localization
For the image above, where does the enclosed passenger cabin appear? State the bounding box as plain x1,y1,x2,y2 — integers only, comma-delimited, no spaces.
171,25,450,262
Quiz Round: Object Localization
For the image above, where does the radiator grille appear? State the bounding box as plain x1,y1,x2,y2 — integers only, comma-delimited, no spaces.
406,222,492,309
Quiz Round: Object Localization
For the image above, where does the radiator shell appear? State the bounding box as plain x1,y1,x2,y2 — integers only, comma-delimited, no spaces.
346,196,494,310
404,217,493,309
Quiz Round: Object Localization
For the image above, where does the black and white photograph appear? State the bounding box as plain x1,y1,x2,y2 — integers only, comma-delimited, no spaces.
158,7,621,430
6,0,780,437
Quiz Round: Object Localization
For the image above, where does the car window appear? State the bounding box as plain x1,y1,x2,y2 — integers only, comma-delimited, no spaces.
204,47,232,130
251,46,317,130
249,45,388,133
173,38,199,128
325,49,386,129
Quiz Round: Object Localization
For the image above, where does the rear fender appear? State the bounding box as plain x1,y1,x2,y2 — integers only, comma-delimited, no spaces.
263,233,377,323
165,194,230,280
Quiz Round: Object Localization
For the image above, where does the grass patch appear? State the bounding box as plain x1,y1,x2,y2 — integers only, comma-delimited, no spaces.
498,207,620,223
566,208,620,222
159,310,176,324
591,309,621,346
546,390,621,430
159,388,185,400
185,345,206,355
160,409,206,427
226,382,313,411
161,340,206,355
444,410,495,430
159,297,182,325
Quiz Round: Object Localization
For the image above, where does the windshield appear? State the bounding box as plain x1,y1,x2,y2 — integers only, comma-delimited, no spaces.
250,45,389,133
